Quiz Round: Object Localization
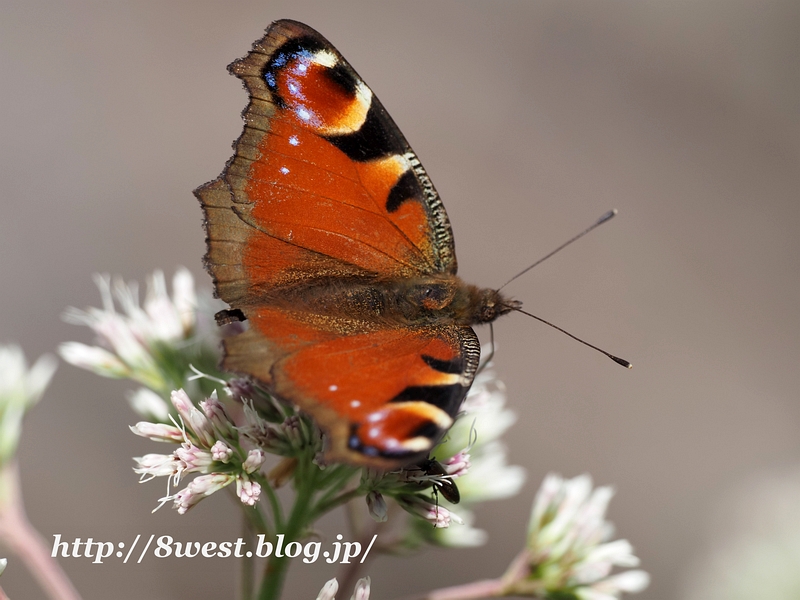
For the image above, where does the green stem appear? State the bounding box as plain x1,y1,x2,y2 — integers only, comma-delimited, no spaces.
244,501,272,536
313,467,358,507
421,578,506,600
255,473,284,531
256,455,318,600
311,488,362,520
239,516,255,600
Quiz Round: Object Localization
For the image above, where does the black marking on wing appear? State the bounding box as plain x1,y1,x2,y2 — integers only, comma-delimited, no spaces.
348,425,428,460
390,384,465,416
215,308,247,325
262,35,326,108
324,103,407,161
410,420,441,441
386,169,421,213
422,354,465,375
324,61,359,97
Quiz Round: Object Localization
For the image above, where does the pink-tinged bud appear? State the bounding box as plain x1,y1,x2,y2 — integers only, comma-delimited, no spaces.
172,473,233,514
175,444,213,472
282,415,303,446
443,451,471,478
351,577,371,600
316,578,338,600
134,453,180,480
210,440,233,463
200,391,236,437
170,389,215,447
366,492,388,523
398,495,463,528
242,448,266,474
130,422,183,443
236,477,261,507
226,378,256,402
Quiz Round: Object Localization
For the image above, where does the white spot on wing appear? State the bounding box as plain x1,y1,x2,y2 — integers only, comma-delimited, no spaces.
279,166,290,175
288,135,300,146
312,50,338,68
296,106,312,121
402,437,434,452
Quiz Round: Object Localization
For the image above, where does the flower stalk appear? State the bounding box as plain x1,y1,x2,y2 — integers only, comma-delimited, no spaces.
0,463,82,600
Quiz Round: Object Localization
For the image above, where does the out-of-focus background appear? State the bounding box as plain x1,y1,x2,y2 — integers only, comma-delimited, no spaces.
1,1,798,598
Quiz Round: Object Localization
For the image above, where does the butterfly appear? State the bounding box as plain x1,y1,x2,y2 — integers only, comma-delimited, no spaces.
195,19,518,469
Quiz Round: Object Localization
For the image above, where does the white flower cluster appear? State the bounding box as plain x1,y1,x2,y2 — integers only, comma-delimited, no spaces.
132,389,264,514
0,345,57,466
507,473,650,600
59,269,197,394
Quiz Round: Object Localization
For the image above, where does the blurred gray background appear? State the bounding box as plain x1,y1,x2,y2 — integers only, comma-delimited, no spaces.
1,1,798,598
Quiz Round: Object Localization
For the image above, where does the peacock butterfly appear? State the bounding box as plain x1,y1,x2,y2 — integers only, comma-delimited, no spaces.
195,19,519,469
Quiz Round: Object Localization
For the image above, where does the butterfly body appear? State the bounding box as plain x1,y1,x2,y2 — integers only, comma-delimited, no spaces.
197,20,516,468
228,275,512,329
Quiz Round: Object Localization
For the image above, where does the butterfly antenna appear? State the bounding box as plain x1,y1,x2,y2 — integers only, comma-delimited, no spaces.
507,304,632,368
498,209,618,291
477,323,496,375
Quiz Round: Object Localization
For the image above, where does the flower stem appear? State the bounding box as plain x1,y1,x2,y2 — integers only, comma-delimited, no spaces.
256,454,318,600
239,515,255,600
422,578,506,599
0,462,82,600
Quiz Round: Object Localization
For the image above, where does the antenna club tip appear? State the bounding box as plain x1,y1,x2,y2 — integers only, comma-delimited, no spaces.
610,355,632,369
597,210,618,225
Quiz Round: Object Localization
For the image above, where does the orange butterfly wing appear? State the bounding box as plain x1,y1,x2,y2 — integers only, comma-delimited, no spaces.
196,20,480,467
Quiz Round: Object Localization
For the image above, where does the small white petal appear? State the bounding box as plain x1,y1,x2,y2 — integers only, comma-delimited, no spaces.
583,539,640,568
433,508,488,548
316,577,338,600
592,570,651,593
171,268,197,333
127,388,171,421
457,444,526,502
130,422,183,442
25,354,58,402
575,588,618,600
350,576,370,600
58,342,129,378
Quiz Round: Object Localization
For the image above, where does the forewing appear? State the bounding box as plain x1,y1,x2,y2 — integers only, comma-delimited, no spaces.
196,19,457,306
